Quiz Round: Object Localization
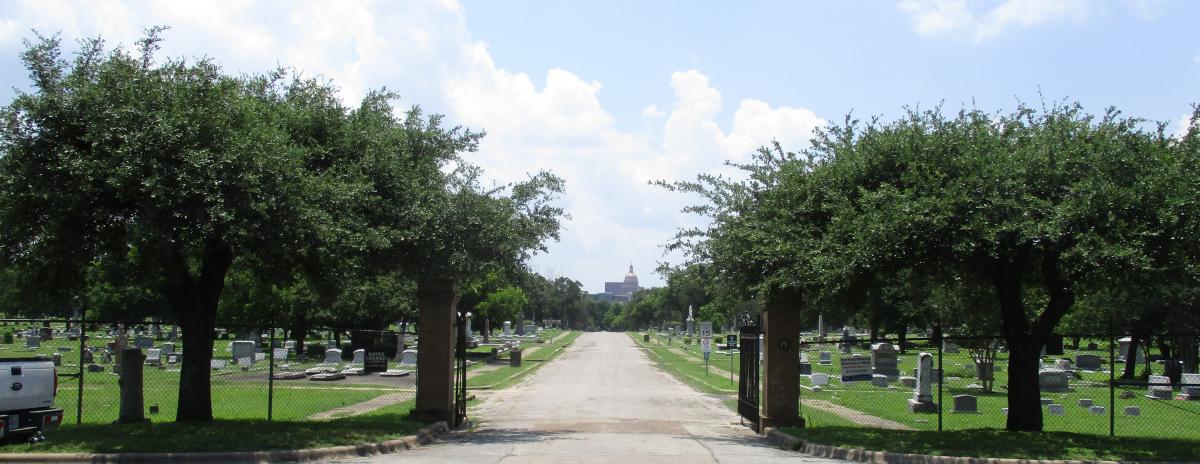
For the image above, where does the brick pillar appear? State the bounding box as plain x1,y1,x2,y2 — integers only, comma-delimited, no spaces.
761,287,803,429
412,278,459,424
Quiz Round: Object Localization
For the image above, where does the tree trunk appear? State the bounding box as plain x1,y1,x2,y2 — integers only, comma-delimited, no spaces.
164,237,233,423
897,324,909,355
291,314,309,357
1006,342,1043,431
117,348,146,424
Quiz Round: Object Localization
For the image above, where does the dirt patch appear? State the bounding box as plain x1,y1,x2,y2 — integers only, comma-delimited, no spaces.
803,399,915,430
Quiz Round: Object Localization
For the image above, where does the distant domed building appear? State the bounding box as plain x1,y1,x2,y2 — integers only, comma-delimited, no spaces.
594,264,642,303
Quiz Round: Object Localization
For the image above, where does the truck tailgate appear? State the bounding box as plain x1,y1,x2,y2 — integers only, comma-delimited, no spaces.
0,361,56,412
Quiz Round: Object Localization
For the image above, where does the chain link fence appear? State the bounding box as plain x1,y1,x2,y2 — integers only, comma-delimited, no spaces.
797,332,1200,439
0,318,421,426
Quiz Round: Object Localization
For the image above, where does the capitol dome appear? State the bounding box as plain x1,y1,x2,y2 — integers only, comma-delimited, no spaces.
623,264,638,286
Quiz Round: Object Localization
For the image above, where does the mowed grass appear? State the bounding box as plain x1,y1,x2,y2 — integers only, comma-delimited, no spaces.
630,332,738,395
780,427,1200,462
467,331,580,389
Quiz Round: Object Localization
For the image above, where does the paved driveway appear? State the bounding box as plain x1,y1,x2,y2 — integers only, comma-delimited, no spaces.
329,332,842,463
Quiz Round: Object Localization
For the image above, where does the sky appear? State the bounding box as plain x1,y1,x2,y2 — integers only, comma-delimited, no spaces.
0,0,1196,292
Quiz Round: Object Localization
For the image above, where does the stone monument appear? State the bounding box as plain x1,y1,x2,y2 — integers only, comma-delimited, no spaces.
908,352,938,413
685,305,695,336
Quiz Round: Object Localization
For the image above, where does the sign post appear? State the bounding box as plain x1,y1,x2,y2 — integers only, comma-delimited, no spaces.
700,321,713,376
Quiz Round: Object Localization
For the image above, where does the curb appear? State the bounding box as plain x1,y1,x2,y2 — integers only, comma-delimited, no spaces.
0,421,451,463
763,428,1184,464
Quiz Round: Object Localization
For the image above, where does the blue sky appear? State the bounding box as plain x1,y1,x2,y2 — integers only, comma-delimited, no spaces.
1,0,1197,291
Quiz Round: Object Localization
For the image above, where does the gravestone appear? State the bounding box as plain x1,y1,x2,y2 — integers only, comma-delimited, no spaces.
908,352,938,413
1078,398,1094,408
324,348,343,364
1180,373,1200,400
254,352,265,362
364,350,388,373
942,340,960,354
160,342,175,355
145,348,162,366
524,324,537,336
87,364,105,373
1054,359,1072,371
976,362,994,381
1075,354,1102,370
811,373,829,386
399,349,418,367
81,348,94,364
210,359,227,369
839,327,854,354
1086,341,1099,350
134,335,154,350
871,374,889,387
352,349,366,365
900,376,917,388
168,326,178,341
284,340,296,351
1089,406,1106,415
39,327,52,341
273,348,288,360
1147,375,1173,399
798,362,812,375
231,340,256,362
1162,359,1183,384
871,343,900,378
1118,337,1146,362
818,351,832,365
51,352,61,366
238,357,253,368
25,336,40,349
167,353,180,364
1124,406,1141,416
952,394,978,413
1047,404,1065,416
1038,369,1071,392
503,321,512,337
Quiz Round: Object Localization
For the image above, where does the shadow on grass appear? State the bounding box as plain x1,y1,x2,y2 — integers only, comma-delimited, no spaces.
2,413,427,454
781,426,1200,461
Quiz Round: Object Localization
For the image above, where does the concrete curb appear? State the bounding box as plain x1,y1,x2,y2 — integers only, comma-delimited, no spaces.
763,428,1185,464
0,421,451,463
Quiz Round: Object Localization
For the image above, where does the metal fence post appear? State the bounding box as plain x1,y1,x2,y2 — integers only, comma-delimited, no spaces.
937,332,943,432
1109,320,1115,437
268,326,275,422
77,317,86,425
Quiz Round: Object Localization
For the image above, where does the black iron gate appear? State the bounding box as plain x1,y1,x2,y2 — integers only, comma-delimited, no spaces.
737,313,761,431
453,312,468,427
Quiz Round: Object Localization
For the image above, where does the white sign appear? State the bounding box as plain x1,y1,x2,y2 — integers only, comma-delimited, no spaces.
840,355,872,382
699,321,713,354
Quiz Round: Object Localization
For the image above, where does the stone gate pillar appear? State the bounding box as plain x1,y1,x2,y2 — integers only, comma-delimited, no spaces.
761,287,803,429
412,278,459,424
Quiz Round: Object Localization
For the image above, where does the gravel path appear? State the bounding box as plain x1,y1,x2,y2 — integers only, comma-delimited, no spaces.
329,332,842,464
307,392,415,420
803,399,915,430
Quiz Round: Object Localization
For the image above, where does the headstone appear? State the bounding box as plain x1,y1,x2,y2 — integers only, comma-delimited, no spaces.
818,313,825,338
1124,406,1141,416
1147,374,1173,399
1001,408,1009,415
798,362,812,375
210,359,227,370
1075,354,1102,370
231,340,256,362
908,352,938,413
352,349,366,365
284,340,296,351
51,352,61,366
1078,398,1094,408
1118,337,1146,362
942,340,960,354
1086,341,1099,350
167,353,180,364
309,372,346,381
976,362,994,381
81,348,94,364
952,394,978,413
25,336,40,349
324,348,343,364
900,376,917,388
1089,406,1106,415
839,327,855,354
327,340,338,349
160,342,176,355
1180,373,1200,400
1041,397,1054,406
273,348,288,360
524,324,537,337
39,327,52,341
1054,359,1072,371
1163,359,1183,384
465,314,474,338
168,326,178,341
237,357,253,368
1038,369,1071,391
686,305,695,336
134,335,154,350
871,374,889,387
399,349,418,366
254,352,265,362
503,321,512,337
818,351,832,365
811,373,829,386
145,348,162,366
364,350,388,373
871,343,900,378
1047,404,1066,416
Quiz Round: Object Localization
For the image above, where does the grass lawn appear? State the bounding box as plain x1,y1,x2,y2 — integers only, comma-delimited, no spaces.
630,332,738,395
467,331,580,389
779,427,1200,461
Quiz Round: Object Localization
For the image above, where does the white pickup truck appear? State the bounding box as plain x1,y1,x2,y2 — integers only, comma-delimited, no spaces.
0,357,63,442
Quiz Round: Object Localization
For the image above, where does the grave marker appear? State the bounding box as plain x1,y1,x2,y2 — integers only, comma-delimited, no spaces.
952,394,978,413
871,343,900,378
364,350,389,373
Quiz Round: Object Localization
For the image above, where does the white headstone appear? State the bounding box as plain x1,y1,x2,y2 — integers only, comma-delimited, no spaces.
871,374,889,387
1047,404,1065,416
254,352,265,362
237,357,253,368
324,348,343,364
1054,359,1072,371
25,336,40,349
1038,369,1071,391
1089,405,1106,415
352,349,366,365
503,321,512,337
399,349,418,366
146,348,161,365
1148,375,1173,399
1181,373,1200,399
811,373,829,386
210,359,227,369
284,340,296,351
273,348,289,360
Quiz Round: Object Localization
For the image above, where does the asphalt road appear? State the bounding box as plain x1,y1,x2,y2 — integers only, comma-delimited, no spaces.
330,331,841,464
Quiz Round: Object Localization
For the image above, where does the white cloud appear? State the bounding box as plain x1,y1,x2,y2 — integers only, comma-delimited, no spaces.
1177,113,1196,139
1194,54,1200,65
641,104,665,119
897,0,1096,41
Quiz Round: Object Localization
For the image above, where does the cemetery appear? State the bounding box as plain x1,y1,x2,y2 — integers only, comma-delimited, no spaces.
634,330,1200,441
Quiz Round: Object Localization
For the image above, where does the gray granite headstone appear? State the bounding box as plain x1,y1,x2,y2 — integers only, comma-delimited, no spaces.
1047,404,1065,415
1039,369,1070,391
399,349,418,366
1075,354,1102,370
231,340,256,362
1147,375,1173,399
952,394,978,413
1181,373,1200,400
352,349,366,365
871,343,899,378
324,348,343,364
